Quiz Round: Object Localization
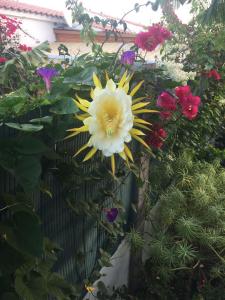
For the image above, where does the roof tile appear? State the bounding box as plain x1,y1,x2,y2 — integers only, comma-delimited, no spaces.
0,0,64,17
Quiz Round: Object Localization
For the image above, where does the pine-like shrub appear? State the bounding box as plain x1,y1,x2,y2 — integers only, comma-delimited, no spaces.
142,152,225,300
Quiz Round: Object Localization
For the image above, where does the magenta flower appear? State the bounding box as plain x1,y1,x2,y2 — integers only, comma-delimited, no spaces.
121,50,135,65
105,208,118,223
157,91,177,111
37,67,58,93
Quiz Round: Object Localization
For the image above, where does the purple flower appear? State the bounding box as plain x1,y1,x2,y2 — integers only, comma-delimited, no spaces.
105,208,118,223
37,67,58,92
121,50,135,65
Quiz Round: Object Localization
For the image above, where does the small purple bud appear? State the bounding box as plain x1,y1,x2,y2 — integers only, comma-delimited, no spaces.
120,50,135,65
105,208,118,223
37,67,58,93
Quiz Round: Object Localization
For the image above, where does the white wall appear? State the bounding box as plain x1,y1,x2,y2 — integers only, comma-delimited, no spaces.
0,8,64,46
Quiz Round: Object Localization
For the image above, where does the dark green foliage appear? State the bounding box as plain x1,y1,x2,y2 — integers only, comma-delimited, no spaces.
141,152,225,299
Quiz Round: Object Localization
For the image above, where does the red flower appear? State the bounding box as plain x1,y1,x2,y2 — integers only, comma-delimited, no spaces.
182,103,199,120
206,69,221,80
160,111,172,120
146,125,167,149
18,44,32,51
135,23,172,52
175,85,191,104
0,57,7,63
175,85,201,120
157,92,177,111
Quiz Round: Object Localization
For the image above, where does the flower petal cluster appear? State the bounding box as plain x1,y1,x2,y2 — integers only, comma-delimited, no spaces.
135,23,172,52
157,85,201,121
175,86,201,120
206,69,221,81
37,67,58,93
160,60,196,84
0,57,7,63
105,208,118,222
19,44,32,52
67,72,156,174
121,50,135,65
0,15,21,38
146,124,167,149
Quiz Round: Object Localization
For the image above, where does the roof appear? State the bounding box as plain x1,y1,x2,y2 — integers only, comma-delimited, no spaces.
0,0,64,18
85,8,148,30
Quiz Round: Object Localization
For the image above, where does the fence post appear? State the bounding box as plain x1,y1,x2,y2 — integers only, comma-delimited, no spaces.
128,152,149,293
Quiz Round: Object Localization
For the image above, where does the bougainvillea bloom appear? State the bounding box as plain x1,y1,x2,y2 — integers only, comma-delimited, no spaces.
157,91,177,111
175,85,201,120
146,125,167,149
175,85,191,103
67,72,157,174
160,111,172,120
37,67,58,92
0,15,21,37
206,69,221,81
121,50,135,65
181,103,199,120
105,208,118,222
135,24,172,52
0,57,7,63
19,44,32,51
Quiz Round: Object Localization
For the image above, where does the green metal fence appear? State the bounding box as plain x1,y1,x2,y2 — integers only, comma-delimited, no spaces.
0,111,135,294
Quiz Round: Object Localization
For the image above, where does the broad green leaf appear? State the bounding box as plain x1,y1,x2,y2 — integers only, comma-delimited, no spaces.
30,116,53,124
50,98,78,115
5,123,43,132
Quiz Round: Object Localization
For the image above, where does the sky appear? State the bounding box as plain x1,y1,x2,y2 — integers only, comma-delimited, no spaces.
19,0,193,26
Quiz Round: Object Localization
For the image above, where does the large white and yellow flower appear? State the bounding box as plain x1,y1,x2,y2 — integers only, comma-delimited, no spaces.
67,72,156,175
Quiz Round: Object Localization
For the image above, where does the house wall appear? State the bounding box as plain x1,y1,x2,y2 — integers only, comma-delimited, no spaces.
0,8,64,46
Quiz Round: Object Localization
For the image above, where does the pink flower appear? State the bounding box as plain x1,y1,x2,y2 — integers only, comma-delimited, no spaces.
146,125,167,149
18,44,32,51
157,92,177,111
0,57,7,63
175,85,191,104
135,23,172,52
182,104,199,120
160,111,172,120
206,69,221,80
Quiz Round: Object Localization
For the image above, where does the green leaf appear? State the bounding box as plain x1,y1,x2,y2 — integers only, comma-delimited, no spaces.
50,98,78,115
30,116,53,124
15,156,42,192
0,212,43,258
1,292,20,300
15,137,49,155
5,123,43,132
63,66,97,85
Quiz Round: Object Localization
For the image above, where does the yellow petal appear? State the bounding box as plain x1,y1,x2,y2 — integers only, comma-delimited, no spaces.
64,131,80,140
67,125,88,132
133,123,151,131
118,70,128,88
76,95,91,107
83,147,97,162
90,88,94,99
111,154,116,176
133,109,158,114
132,102,150,111
74,100,88,113
132,96,146,104
134,117,151,125
75,113,89,121
119,151,127,160
132,134,150,149
129,80,144,97
74,142,90,157
130,128,145,136
123,82,129,93
93,73,102,88
124,144,134,162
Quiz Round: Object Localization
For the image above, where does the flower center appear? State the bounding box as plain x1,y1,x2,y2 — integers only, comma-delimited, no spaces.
96,96,123,138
